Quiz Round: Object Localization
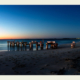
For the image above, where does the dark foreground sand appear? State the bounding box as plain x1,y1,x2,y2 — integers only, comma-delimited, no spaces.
0,42,80,75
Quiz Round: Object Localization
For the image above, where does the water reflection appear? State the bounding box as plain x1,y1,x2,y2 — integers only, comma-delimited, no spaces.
7,45,9,51
17,47,19,51
7,46,41,51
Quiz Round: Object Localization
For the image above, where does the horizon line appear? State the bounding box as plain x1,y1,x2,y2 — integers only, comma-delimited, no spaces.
0,38,78,40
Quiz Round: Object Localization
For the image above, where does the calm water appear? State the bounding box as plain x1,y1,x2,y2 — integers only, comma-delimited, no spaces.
0,39,80,51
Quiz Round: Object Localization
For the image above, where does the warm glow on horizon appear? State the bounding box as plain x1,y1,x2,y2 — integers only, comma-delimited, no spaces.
0,33,54,39
0,34,30,39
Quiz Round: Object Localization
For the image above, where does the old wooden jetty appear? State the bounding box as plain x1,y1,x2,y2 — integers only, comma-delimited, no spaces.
7,41,44,50
46,41,58,49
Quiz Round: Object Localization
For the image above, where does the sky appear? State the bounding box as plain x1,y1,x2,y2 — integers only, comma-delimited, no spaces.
0,5,80,39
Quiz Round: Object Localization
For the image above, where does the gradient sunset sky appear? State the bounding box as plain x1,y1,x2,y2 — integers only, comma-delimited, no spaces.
0,5,80,39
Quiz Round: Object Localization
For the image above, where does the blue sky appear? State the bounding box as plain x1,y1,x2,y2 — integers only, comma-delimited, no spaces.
0,5,80,39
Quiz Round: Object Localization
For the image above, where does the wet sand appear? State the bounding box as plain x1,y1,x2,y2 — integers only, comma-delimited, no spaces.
0,42,80,75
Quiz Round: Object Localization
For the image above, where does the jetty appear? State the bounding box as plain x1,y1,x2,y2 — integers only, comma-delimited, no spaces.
7,40,76,51
7,41,44,50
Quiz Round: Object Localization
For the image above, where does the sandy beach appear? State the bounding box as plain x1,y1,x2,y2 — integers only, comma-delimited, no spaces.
0,42,80,75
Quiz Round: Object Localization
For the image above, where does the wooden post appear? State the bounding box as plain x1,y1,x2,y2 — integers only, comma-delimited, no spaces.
7,44,9,51
36,43,38,50
51,44,54,49
54,43,58,48
20,42,22,47
16,42,19,47
24,43,27,47
40,43,41,49
30,43,32,50
51,44,52,49
24,43,27,51
40,44,43,50
7,41,9,46
46,43,48,49
22,42,24,46
32,44,33,50
10,41,12,47
12,42,15,47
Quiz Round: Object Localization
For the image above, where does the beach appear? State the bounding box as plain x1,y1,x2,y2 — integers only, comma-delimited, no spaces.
0,42,80,75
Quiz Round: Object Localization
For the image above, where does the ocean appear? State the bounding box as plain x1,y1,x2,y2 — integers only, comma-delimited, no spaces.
0,39,80,51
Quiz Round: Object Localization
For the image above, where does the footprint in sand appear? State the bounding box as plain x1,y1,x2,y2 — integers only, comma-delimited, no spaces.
45,64,49,66
5,65,9,66
57,68,65,75
43,52,46,54
40,67,44,70
17,64,26,68
12,67,15,70
50,71,54,74
24,58,27,60
65,58,71,61
33,63,36,65
2,62,5,64
50,71,57,74
0,55,3,56
8,59,11,61
26,71,31,73
31,57,34,59
51,51,54,53
68,51,70,53
14,71,19,74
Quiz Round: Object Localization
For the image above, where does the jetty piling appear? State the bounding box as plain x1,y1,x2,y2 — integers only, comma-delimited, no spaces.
16,41,19,47
7,41,9,46
46,43,48,49
40,44,44,50
10,41,12,47
20,42,22,47
36,43,38,50
12,42,15,47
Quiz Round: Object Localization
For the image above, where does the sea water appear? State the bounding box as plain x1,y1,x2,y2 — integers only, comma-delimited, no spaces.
0,39,80,51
